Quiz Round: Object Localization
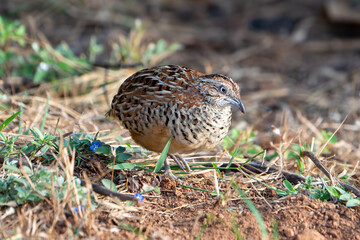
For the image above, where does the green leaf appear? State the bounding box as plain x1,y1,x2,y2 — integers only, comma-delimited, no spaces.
275,189,289,196
3,164,21,173
346,199,360,207
155,39,166,53
101,179,117,192
321,130,338,144
111,163,136,170
115,146,126,154
326,186,339,198
20,166,32,175
334,186,347,195
116,153,132,162
0,132,6,142
31,127,44,140
0,111,21,131
154,137,172,173
339,193,352,201
33,68,48,84
37,144,51,156
15,25,25,37
283,180,296,193
95,145,112,156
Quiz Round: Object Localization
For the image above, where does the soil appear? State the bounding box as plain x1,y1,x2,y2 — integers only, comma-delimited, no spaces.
1,0,360,239
108,171,360,240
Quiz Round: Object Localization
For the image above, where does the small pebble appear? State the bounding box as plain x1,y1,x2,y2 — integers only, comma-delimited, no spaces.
284,228,295,238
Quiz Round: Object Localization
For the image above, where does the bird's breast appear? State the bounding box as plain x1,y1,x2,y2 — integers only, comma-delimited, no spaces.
122,101,232,154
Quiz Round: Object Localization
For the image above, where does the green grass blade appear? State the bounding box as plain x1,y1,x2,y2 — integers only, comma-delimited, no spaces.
154,137,172,173
40,93,50,132
272,219,279,240
212,163,223,179
0,110,21,132
239,150,265,168
227,148,239,168
18,105,23,134
231,181,268,240
194,213,214,240
231,212,244,240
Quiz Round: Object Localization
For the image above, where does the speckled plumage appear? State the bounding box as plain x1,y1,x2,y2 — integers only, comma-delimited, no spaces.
107,65,245,177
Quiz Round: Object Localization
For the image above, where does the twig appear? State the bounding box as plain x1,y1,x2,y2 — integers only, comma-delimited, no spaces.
80,180,140,202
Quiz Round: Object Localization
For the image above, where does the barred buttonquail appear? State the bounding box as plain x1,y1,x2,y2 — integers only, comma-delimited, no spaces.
106,65,245,179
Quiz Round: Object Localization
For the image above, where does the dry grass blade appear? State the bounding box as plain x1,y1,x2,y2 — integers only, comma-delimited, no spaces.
317,114,348,156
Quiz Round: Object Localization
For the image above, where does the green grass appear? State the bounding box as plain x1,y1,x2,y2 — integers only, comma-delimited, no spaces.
231,181,269,240
0,16,181,84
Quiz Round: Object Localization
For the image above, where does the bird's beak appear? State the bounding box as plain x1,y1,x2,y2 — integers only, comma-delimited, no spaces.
227,97,245,114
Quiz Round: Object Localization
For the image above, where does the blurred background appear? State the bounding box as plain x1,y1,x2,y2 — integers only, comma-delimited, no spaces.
1,0,360,156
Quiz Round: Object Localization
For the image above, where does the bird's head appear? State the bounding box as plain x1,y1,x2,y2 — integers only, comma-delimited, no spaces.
198,74,245,113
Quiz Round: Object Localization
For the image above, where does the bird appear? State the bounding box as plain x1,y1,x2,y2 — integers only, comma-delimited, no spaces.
106,65,245,179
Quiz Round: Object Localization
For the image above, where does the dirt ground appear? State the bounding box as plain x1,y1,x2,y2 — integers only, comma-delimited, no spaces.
1,0,360,239
89,171,360,240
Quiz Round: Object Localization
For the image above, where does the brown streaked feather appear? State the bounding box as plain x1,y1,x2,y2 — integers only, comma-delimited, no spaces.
107,65,243,155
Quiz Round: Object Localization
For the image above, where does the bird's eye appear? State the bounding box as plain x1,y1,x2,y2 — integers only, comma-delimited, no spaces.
220,86,226,93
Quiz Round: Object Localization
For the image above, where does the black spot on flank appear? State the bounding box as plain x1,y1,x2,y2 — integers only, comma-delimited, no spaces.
180,113,186,121
165,116,170,126
181,129,191,143
205,120,214,128
190,128,198,140
165,85,171,91
220,126,224,130
193,118,199,125
147,107,151,114
124,122,130,129
133,99,139,105
172,119,176,125
170,129,176,139
203,126,211,132
193,127,201,133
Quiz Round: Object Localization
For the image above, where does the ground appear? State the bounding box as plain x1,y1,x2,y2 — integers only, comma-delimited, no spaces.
1,0,360,239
